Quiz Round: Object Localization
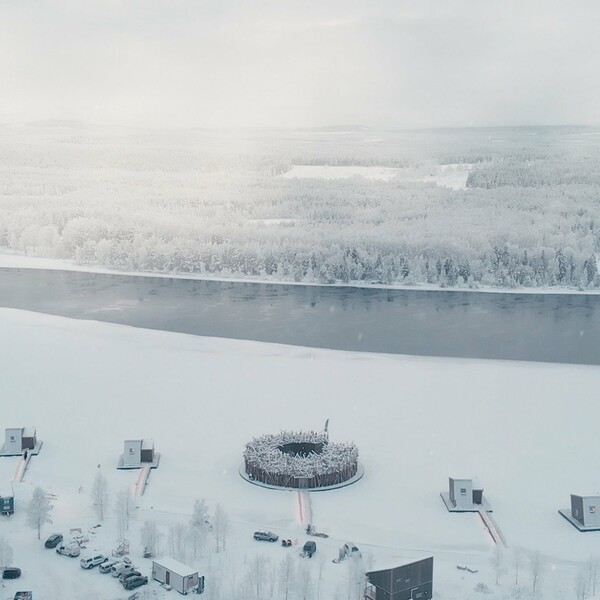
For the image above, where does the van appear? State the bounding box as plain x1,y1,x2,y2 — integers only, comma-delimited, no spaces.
302,541,317,558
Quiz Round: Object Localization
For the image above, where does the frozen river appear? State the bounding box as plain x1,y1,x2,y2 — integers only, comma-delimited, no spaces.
1,267,599,365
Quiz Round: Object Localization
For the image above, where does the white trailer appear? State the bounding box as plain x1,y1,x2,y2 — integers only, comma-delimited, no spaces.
152,557,201,595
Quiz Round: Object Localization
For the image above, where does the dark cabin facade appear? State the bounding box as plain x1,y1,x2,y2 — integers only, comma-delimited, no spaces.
366,557,433,600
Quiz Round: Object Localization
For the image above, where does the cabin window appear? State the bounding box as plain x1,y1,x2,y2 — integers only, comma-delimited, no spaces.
590,506,596,513
9,436,15,442
460,488,467,495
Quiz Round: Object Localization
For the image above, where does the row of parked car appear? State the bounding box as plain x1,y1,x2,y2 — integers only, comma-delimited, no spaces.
253,531,317,558
44,533,148,591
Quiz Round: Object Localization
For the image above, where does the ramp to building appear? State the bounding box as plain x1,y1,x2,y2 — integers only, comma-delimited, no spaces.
478,508,508,546
297,491,312,527
133,464,151,497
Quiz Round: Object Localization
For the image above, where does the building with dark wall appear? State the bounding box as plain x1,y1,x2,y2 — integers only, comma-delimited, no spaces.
365,557,433,600
0,488,14,515
559,494,600,531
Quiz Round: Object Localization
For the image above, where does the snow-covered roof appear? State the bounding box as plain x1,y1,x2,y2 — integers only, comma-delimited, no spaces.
23,427,36,437
141,438,154,449
153,557,197,577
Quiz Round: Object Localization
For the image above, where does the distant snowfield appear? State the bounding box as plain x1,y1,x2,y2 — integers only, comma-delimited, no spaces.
1,308,599,598
280,163,472,190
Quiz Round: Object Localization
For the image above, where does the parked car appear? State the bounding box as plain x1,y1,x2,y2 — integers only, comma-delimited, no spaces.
303,540,317,558
343,542,361,558
56,542,81,557
99,559,120,573
44,533,63,548
112,563,137,579
2,567,21,579
13,593,32,600
120,570,142,582
80,554,108,569
123,575,148,590
253,530,278,542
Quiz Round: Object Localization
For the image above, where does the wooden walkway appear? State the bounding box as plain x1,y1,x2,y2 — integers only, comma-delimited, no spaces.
297,491,312,527
133,464,151,497
478,508,508,547
12,453,32,483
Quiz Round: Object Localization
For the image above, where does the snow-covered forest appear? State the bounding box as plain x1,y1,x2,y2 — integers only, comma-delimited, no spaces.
2,124,599,289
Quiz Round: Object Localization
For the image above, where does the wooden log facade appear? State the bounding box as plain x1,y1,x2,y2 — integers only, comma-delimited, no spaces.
244,431,359,489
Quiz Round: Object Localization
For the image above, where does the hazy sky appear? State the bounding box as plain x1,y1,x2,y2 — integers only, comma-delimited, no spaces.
1,0,599,128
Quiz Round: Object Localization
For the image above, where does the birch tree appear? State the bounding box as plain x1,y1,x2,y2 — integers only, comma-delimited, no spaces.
0,536,13,577
91,470,109,521
189,498,209,558
26,486,54,539
213,504,228,553
141,520,161,557
114,489,133,538
530,552,544,594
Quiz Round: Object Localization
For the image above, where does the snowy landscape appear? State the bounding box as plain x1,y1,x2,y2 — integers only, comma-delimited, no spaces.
1,125,599,291
0,308,600,599
2,1,600,599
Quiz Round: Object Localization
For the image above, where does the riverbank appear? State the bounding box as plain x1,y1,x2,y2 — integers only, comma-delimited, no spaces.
1,251,599,297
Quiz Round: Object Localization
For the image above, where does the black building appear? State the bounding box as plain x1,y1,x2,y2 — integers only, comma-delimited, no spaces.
365,557,433,600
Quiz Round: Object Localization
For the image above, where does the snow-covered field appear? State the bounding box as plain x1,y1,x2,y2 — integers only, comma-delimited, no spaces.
280,164,471,189
1,308,599,598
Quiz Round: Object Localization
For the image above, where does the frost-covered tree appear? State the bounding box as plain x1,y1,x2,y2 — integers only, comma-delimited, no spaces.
575,568,588,600
278,554,296,600
0,536,13,576
189,498,209,558
168,523,188,562
114,489,133,538
91,470,110,521
513,548,522,587
140,520,161,558
530,551,544,594
26,486,54,539
213,504,228,553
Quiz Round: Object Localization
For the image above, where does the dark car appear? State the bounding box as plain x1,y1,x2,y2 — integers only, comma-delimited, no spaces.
303,540,317,558
2,567,21,579
44,533,63,548
120,570,142,582
123,575,148,590
13,593,32,600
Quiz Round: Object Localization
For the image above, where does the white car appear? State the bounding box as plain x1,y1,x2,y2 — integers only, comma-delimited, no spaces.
56,542,81,557
80,554,108,569
99,559,120,573
111,563,137,579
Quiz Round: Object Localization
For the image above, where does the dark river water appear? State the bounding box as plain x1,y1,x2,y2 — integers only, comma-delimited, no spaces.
0,268,599,365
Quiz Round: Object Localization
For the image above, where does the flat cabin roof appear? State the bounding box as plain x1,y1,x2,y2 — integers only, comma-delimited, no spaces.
141,439,154,449
22,427,36,437
572,494,600,500
367,555,433,575
153,557,197,577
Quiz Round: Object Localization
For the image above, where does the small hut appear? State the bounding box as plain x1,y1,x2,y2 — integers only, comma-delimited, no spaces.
441,477,492,512
559,494,600,531
0,486,14,515
0,427,42,457
118,439,159,469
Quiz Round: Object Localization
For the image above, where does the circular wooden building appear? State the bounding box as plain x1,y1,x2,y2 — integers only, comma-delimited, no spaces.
243,430,359,490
